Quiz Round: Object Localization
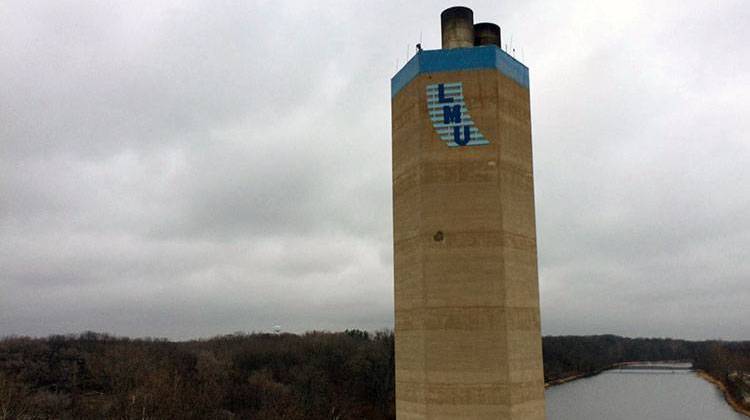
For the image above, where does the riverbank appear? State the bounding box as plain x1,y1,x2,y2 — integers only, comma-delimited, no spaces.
696,370,750,418
545,372,588,388
545,362,630,388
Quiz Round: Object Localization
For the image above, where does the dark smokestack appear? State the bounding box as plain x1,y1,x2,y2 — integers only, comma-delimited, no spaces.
474,22,501,48
441,6,474,49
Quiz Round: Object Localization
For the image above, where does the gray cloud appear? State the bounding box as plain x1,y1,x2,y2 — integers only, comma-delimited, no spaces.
1,0,748,340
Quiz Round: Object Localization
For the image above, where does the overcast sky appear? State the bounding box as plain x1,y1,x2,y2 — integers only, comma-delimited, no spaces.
1,0,748,341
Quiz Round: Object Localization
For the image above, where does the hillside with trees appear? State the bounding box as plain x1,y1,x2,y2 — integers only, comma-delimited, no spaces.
0,331,747,419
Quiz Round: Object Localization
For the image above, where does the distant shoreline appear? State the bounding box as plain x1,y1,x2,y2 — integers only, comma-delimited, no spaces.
544,361,690,388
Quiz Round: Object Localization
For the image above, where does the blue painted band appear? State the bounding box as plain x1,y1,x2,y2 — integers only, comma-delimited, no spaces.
390,45,529,98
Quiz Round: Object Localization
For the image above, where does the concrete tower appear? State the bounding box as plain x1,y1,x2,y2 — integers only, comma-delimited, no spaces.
391,7,545,419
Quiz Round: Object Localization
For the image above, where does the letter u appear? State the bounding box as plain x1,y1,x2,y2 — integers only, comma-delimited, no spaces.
453,125,471,146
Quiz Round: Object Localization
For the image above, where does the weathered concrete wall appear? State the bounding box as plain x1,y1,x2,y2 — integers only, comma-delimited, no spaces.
391,65,545,419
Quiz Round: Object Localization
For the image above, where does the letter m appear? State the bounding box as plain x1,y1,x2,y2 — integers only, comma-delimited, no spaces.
443,105,462,124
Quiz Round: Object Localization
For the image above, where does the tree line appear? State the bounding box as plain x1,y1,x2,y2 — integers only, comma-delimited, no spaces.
0,331,747,419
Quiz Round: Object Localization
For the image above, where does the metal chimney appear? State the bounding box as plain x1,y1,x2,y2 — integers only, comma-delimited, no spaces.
441,6,474,49
474,22,501,48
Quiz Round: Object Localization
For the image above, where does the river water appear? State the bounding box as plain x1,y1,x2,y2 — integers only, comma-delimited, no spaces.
545,364,747,420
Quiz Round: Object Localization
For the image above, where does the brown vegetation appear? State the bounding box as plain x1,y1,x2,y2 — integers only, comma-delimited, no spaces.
0,330,394,419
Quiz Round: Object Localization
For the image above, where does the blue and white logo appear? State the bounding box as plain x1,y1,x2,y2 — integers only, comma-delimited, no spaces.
426,82,489,147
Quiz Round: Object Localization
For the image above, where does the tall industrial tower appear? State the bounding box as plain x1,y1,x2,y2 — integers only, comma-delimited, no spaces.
391,7,545,419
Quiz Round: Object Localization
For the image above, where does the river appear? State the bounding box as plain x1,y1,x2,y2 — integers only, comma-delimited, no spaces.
545,363,747,419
